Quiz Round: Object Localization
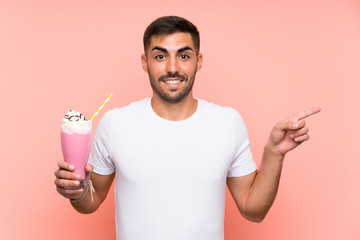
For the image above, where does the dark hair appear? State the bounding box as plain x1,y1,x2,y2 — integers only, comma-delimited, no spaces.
143,16,200,54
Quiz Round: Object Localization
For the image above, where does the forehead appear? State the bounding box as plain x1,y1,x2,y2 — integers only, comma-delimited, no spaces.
148,32,195,52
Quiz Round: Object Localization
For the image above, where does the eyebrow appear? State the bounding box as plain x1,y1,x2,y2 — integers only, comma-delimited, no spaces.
151,46,193,53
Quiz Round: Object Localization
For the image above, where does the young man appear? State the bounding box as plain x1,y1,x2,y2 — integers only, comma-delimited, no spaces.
55,16,320,240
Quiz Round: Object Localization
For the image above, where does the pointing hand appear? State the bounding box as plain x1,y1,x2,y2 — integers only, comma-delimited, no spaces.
266,107,321,157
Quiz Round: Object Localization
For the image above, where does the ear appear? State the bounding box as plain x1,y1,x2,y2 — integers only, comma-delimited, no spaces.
196,52,203,72
141,53,148,73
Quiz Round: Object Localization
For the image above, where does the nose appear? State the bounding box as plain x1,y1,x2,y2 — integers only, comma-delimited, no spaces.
166,56,179,75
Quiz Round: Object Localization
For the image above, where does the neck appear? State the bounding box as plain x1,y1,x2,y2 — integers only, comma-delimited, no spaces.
151,94,198,121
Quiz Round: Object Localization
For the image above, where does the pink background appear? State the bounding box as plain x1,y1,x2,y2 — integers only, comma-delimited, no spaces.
1,0,359,239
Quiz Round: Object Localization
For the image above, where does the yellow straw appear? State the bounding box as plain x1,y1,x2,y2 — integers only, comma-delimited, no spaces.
90,93,113,121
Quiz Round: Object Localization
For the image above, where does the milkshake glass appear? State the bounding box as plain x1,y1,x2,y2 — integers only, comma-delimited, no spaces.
61,110,92,189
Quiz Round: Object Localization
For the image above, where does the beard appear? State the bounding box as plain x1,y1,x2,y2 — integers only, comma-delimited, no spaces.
148,67,197,104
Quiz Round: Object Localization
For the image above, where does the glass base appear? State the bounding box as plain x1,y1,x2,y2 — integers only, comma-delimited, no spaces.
67,179,87,190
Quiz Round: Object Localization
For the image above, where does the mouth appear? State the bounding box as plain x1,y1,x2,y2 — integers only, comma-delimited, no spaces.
162,79,183,89
158,74,187,89
163,79,182,84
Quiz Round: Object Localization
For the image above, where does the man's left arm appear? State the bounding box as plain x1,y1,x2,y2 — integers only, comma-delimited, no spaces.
227,107,321,222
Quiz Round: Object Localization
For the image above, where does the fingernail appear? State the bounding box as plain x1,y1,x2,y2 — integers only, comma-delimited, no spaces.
74,180,80,185
76,174,81,179
292,123,299,129
69,165,75,170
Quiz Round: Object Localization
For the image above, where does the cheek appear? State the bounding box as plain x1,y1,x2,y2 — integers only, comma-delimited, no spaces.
148,62,166,75
183,64,197,75
147,66,162,81
183,59,198,71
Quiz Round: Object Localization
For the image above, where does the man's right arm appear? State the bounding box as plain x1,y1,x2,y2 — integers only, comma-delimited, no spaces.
54,160,115,214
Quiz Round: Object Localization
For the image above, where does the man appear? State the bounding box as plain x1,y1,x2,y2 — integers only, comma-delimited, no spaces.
55,16,320,240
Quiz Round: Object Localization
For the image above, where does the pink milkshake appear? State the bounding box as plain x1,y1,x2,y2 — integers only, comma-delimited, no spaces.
61,110,92,188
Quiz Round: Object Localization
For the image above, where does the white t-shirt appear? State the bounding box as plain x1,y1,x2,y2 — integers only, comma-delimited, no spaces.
89,98,257,240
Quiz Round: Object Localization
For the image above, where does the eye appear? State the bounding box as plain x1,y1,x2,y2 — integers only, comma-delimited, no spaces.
180,54,190,59
155,54,165,60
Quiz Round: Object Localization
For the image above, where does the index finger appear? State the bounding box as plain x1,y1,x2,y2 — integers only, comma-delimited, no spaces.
57,160,75,171
296,107,321,120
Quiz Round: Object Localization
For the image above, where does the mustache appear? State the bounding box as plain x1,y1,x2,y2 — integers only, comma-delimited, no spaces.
158,73,187,82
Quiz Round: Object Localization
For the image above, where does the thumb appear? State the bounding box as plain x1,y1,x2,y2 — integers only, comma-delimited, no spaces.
85,163,94,173
85,164,94,182
270,121,296,144
274,121,298,132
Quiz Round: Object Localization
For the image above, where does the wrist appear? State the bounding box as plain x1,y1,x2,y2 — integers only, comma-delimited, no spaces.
70,179,95,204
264,142,286,161
70,185,89,203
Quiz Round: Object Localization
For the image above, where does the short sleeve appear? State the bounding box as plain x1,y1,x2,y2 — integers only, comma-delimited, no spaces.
227,110,257,177
88,110,116,175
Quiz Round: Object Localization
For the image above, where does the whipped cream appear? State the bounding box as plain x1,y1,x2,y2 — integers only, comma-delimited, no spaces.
61,110,92,134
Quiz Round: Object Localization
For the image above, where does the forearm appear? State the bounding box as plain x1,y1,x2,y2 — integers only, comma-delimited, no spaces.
245,145,284,220
238,107,320,222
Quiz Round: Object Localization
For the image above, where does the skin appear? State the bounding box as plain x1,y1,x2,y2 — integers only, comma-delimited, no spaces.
227,108,320,222
54,32,321,221
141,32,203,121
